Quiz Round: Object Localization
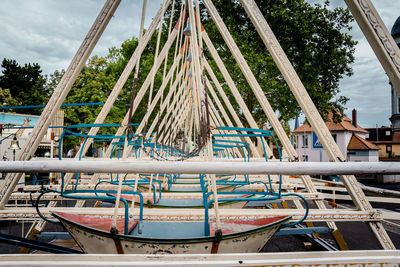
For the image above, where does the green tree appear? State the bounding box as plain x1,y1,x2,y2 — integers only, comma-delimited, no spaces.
47,0,356,148
45,35,167,150
0,59,49,114
46,34,166,130
44,69,65,97
0,87,20,107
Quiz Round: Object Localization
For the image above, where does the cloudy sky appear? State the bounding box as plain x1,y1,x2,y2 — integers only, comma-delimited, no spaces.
0,0,399,128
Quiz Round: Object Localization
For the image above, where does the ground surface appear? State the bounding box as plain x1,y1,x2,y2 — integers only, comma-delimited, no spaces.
0,183,399,253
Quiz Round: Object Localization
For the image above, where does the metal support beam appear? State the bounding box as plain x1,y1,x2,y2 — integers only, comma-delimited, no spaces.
69,0,175,188
238,0,395,249
1,251,398,266
0,207,383,222
203,0,345,245
2,160,400,175
275,227,331,236
345,0,400,94
202,1,296,160
203,60,263,157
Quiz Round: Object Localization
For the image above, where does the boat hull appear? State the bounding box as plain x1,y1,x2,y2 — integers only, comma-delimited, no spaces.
53,212,290,254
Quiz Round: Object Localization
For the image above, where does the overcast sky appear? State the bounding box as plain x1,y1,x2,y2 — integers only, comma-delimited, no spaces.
0,0,399,128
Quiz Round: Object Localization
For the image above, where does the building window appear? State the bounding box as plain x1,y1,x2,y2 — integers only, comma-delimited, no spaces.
303,155,308,162
398,96,400,113
332,134,337,143
386,145,392,153
386,131,391,136
302,134,308,148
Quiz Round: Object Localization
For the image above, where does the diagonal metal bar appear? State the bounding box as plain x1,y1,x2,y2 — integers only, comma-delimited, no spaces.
0,0,121,209
203,57,265,157
238,0,394,249
345,0,400,94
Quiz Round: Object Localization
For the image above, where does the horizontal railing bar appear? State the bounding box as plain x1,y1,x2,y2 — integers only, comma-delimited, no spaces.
0,251,398,266
0,207,384,222
1,160,400,175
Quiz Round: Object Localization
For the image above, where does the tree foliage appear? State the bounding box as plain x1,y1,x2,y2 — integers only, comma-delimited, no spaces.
3,0,356,141
44,33,169,151
0,59,49,114
197,0,356,124
0,87,21,107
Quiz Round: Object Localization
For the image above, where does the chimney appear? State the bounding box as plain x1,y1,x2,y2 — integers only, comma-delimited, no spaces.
352,109,357,128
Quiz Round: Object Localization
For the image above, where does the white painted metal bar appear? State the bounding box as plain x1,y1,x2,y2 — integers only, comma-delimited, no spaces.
203,60,261,156
201,4,294,159
1,251,399,266
122,53,184,157
2,160,400,175
1,251,398,266
238,0,394,249
0,207,383,222
10,192,321,201
158,78,190,143
321,193,400,204
23,180,293,193
0,0,121,209
97,27,180,161
158,64,191,144
57,14,179,214
207,94,243,156
148,0,167,107
62,0,174,190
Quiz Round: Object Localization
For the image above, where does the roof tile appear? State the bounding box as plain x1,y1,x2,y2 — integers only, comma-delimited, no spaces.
347,134,380,150
293,111,367,133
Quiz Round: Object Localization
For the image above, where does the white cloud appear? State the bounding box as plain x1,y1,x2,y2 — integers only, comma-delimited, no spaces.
0,0,399,129
337,1,400,127
308,0,400,127
0,0,163,74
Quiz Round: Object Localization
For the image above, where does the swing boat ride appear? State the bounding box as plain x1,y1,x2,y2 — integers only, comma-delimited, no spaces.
0,0,400,265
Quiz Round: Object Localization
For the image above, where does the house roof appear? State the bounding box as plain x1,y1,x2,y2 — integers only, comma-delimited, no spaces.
293,111,368,134
347,134,379,150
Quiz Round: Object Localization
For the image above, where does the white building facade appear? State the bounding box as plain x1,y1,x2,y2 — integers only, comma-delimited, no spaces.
293,111,379,162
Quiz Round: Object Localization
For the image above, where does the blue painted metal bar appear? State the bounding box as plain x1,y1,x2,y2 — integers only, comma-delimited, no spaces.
213,143,248,148
275,227,332,236
212,139,248,144
0,102,105,110
36,232,72,239
217,126,273,135
65,123,138,129
213,133,272,137
0,133,15,143
61,191,143,234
